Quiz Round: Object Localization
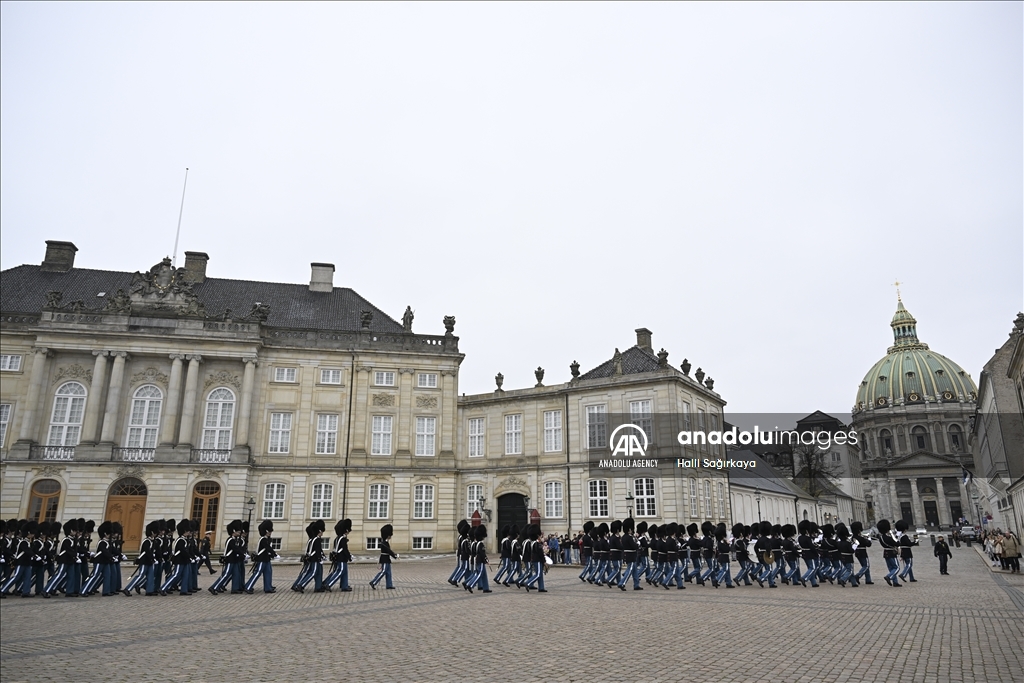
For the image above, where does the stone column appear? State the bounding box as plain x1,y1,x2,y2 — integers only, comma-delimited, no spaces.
441,369,457,456
352,365,372,453
80,351,108,444
160,355,185,446
176,355,202,447
235,356,258,447
397,368,415,454
936,478,949,528
99,351,128,443
17,347,51,443
910,477,923,526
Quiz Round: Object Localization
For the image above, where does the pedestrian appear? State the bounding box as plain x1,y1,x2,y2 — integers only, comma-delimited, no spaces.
934,535,951,575
369,524,398,589
1002,532,1020,573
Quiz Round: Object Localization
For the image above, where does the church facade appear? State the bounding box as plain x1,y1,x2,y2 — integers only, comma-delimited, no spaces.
0,241,730,555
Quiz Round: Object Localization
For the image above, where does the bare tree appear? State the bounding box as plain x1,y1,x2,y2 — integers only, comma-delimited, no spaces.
790,442,845,498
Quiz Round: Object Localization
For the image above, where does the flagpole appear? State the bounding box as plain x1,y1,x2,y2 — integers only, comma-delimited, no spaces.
172,168,189,267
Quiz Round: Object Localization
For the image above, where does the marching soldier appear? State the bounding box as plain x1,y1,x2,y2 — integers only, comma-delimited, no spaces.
448,520,471,586
851,521,873,584
245,519,278,594
159,520,193,596
124,521,156,596
465,524,490,593
493,525,512,586
323,519,351,592
293,520,326,593
369,524,398,589
877,519,901,587
619,518,640,591
896,520,918,583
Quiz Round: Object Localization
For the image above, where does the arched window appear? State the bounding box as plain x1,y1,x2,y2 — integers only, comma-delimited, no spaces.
28,479,61,523
879,429,893,454
948,425,963,452
48,382,86,446
110,477,148,496
912,426,929,451
126,385,162,448
202,388,235,449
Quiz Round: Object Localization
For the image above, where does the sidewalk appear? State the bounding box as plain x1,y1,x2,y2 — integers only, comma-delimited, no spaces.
971,543,1018,574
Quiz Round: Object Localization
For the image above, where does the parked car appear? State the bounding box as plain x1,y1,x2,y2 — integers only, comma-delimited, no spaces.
960,526,978,541
915,527,928,536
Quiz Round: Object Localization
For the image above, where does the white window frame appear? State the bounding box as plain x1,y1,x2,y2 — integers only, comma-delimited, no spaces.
412,536,433,550
543,410,562,453
415,416,436,456
374,371,396,387
689,478,699,518
366,537,382,550
274,367,297,383
315,414,339,455
48,382,87,447
413,484,434,519
371,415,393,456
268,412,293,453
310,483,333,519
709,413,720,454
831,451,842,464
201,387,235,450
586,405,607,449
629,400,653,442
697,408,706,430
262,482,286,519
468,418,485,457
544,481,564,518
0,403,11,448
269,538,282,551
467,484,483,517
319,368,342,385
126,385,162,449
703,480,712,518
368,483,390,519
717,481,725,519
0,355,22,372
588,479,609,518
682,402,691,431
417,373,438,388
634,477,657,517
504,414,522,455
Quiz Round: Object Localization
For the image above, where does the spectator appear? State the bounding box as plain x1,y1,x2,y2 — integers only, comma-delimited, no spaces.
993,534,1004,569
934,536,951,575
1002,532,1020,573
951,529,960,548
548,534,559,564
561,535,572,565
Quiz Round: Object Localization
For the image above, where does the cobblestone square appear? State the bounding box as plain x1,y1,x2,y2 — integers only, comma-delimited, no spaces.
1,544,1021,683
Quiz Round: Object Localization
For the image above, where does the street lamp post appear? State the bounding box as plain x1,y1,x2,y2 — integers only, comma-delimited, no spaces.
245,497,255,551
478,496,491,523
755,487,762,523
625,492,635,518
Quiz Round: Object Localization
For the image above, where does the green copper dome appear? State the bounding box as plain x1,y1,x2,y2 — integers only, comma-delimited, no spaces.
854,298,977,412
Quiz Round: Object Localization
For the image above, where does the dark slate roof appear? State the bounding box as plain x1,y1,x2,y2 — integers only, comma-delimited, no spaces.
0,264,404,333
579,345,660,380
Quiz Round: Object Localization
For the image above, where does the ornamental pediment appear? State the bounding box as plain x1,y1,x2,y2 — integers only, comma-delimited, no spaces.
887,451,964,470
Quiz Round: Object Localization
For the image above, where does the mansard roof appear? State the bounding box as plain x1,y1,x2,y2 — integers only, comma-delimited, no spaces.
0,264,404,333
579,345,661,380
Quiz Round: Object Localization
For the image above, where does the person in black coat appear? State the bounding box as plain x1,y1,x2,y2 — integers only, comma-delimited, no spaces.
323,519,351,592
246,519,278,593
934,535,952,575
370,524,398,589
851,521,873,585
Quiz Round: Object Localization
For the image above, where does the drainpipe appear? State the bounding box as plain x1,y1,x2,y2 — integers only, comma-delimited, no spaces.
341,352,356,517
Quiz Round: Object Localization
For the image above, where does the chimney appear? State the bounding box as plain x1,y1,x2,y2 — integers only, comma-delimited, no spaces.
309,263,335,292
182,251,209,284
635,327,653,351
41,240,78,272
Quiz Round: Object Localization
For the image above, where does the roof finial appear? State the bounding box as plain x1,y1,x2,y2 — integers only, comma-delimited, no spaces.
892,279,902,301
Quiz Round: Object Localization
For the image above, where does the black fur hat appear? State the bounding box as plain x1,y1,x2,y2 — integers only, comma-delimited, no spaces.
176,519,189,535
509,524,519,538
164,519,174,534
667,522,678,536
648,524,659,537
597,522,609,537
782,524,796,538
528,524,541,541
97,521,112,537
701,521,714,536
191,519,201,533
334,519,347,536
772,524,782,536
895,519,908,533
144,520,157,536
305,522,319,539
809,522,820,534
798,520,810,535
84,519,95,534
835,523,849,539
500,524,510,538
821,524,834,538
876,519,891,534
717,522,727,535
457,519,470,536
111,521,124,537
759,520,772,536
732,523,745,537
583,520,595,533
475,524,487,540
743,525,751,537
687,523,699,537
241,521,250,536
851,521,864,535
636,521,648,535
63,519,77,536
622,518,635,533
342,519,352,534
258,520,274,535
315,520,326,534
24,520,39,536
380,524,393,540
715,525,726,540
227,520,241,534
610,520,622,535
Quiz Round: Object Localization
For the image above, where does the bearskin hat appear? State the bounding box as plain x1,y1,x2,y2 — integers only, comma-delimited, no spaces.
334,519,348,536
227,520,241,534
687,523,699,537
836,523,849,539
315,520,326,534
191,519,201,533
499,524,510,539
598,522,609,537
111,521,123,536
63,519,75,535
241,521,250,536
380,524,394,540
809,522,820,534
457,519,470,536
648,524,659,537
475,524,487,540
0,519,5,535
851,521,863,535
510,524,519,538
144,520,157,536
528,524,542,541
772,524,782,536
742,525,751,537
759,520,772,536
622,518,635,533
258,520,274,536
876,519,891,534
176,519,189,535
798,520,810,535
782,524,796,538
25,520,40,536
715,525,726,540
583,520,595,533
701,521,714,536
636,521,648,535
610,520,622,535
97,521,112,537
821,524,834,538
895,519,908,533
164,519,174,534
52,521,63,537
732,522,745,537
305,522,319,539
5,518,17,534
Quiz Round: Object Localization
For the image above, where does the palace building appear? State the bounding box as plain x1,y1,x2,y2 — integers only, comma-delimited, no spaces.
0,241,731,554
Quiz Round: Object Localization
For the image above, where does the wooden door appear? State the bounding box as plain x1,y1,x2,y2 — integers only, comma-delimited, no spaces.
105,496,147,553
191,481,221,548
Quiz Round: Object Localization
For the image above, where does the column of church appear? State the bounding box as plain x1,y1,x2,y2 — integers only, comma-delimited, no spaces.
936,477,949,527
910,477,923,526
160,355,184,446
80,351,109,444
17,347,51,443
176,355,202,447
234,356,257,448
98,351,128,443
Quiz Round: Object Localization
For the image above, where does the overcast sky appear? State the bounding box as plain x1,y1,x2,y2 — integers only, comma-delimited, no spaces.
2,3,1021,415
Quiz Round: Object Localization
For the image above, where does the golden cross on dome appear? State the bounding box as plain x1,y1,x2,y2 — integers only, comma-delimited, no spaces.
892,279,902,301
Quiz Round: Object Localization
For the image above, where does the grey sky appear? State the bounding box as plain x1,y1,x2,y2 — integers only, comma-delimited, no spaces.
2,3,1021,415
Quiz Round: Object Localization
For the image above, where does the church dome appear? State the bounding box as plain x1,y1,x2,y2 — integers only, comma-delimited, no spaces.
854,298,977,412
